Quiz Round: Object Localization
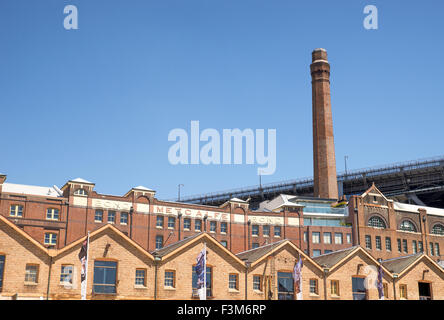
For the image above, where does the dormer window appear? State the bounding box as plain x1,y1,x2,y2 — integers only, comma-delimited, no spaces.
74,188,87,196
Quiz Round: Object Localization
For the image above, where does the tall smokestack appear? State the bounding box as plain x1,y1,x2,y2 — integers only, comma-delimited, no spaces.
310,48,338,200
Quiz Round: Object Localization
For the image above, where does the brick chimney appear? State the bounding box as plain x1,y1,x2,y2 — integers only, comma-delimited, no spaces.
310,48,338,199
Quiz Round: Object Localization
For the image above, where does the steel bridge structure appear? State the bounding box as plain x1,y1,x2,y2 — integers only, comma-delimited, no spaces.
173,156,444,210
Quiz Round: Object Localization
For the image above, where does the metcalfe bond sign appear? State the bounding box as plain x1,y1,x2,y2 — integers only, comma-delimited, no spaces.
153,204,229,222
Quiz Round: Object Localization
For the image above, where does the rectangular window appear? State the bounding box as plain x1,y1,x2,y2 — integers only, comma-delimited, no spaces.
352,277,367,300
418,241,423,253
135,269,146,287
252,242,259,249
412,240,417,254
312,232,320,244
323,232,332,244
60,265,73,285
107,211,116,224
183,218,191,230
155,235,163,249
156,216,164,228
263,225,270,237
192,266,212,298
168,217,175,229
274,226,281,237
334,233,343,244
399,284,408,299
120,212,128,225
430,243,434,256
252,225,259,236
309,279,318,295
331,280,340,296
325,250,332,254
46,208,59,220
375,236,381,250
95,210,103,222
221,240,227,248
403,239,408,253
0,255,4,291
25,264,39,283
303,232,307,242
313,249,321,257
277,272,294,300
365,235,372,249
253,275,262,291
346,234,352,244
210,221,217,233
10,205,23,217
195,219,202,232
397,239,402,253
386,237,392,251
93,260,117,294
220,222,227,233
383,283,389,299
44,233,57,246
435,243,440,257
164,270,175,288
229,274,239,290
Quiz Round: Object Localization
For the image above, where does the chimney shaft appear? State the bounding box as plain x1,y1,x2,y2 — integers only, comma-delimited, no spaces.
310,48,338,199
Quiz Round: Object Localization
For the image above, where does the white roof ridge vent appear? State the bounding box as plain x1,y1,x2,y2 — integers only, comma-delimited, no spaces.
53,185,63,196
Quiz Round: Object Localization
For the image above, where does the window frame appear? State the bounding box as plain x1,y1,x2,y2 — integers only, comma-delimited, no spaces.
228,273,239,291
25,264,39,284
164,270,176,288
309,278,319,295
331,280,340,297
253,275,263,292
107,211,116,224
44,232,57,246
94,209,103,223
46,208,59,221
135,268,147,287
92,259,118,295
60,264,74,285
10,204,23,217
120,212,128,225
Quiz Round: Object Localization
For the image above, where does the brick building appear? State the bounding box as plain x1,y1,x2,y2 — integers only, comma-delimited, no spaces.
347,183,444,263
2,211,444,300
0,175,353,256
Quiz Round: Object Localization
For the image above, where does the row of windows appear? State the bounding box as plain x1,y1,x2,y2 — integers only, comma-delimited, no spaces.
0,258,420,300
94,210,128,225
155,216,228,233
365,235,441,256
309,232,352,245
251,225,281,237
10,205,60,220
368,216,444,236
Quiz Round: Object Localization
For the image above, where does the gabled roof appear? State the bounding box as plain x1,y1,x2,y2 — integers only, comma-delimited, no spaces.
313,246,392,275
361,183,390,202
56,224,154,260
382,253,444,277
0,215,49,255
236,239,323,271
313,246,359,269
151,232,245,266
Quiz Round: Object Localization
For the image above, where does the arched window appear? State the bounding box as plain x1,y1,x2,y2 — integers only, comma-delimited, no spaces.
368,216,386,229
399,220,417,232
431,224,444,236
74,188,87,196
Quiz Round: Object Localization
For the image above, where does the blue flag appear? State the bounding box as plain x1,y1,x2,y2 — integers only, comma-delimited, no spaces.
196,245,206,300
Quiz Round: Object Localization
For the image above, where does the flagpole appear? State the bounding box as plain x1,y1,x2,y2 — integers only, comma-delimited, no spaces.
85,231,90,300
203,242,207,300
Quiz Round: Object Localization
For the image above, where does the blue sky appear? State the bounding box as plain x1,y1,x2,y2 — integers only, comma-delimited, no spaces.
1,0,443,200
